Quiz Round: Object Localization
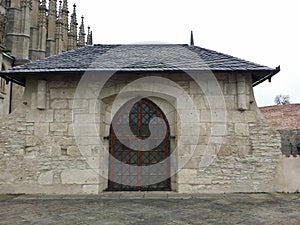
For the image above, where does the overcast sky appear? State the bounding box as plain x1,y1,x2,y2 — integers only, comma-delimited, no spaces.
75,0,299,106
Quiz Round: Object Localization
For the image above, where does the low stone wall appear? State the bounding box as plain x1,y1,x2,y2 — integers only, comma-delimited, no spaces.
276,155,300,192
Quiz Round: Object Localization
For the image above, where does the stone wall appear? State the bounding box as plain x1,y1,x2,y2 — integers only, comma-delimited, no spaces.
259,104,300,155
0,72,283,194
277,156,300,192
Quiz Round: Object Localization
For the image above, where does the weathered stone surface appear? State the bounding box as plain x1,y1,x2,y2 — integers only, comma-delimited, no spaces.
50,100,68,109
26,110,54,123
38,171,53,185
234,123,249,136
61,169,99,185
0,73,285,194
82,184,99,194
34,123,49,136
50,123,68,132
50,88,75,100
36,80,47,110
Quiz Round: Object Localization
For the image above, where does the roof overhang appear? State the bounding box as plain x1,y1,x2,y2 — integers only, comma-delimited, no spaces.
252,66,280,87
0,67,280,87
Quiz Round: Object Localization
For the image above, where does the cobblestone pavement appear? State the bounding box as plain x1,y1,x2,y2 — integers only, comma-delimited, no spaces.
0,193,299,225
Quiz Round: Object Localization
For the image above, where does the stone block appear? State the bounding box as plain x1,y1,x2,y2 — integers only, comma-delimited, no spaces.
25,136,38,147
189,81,205,94
182,157,201,170
180,123,203,136
178,110,200,122
211,124,227,136
26,110,54,123
245,111,257,123
53,137,75,146
200,110,211,122
178,168,197,177
224,82,237,95
218,145,238,156
179,135,199,145
48,80,78,88
67,146,81,157
82,185,99,194
192,145,207,157
51,100,68,109
207,80,223,95
192,94,209,110
206,96,227,110
38,171,53,185
89,99,100,114
36,80,47,110
73,123,100,137
228,111,246,123
15,149,25,156
50,88,75,99
234,123,249,136
70,99,89,109
74,113,97,123
61,169,99,184
50,123,68,132
54,110,72,122
201,110,227,123
75,136,101,146
86,157,100,169
34,123,49,136
224,96,236,110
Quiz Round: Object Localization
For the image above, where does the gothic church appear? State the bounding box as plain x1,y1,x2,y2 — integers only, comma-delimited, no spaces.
0,0,91,118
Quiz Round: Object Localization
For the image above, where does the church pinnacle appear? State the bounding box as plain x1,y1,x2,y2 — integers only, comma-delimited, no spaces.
68,3,78,50
78,16,86,47
86,26,93,45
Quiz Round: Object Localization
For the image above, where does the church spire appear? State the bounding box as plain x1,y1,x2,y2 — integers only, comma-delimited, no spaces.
36,0,47,58
46,0,57,57
62,0,69,51
57,0,63,23
190,30,194,46
86,26,93,45
62,0,69,27
55,0,64,54
38,0,47,28
48,0,57,17
62,0,69,13
78,16,86,47
71,4,78,35
68,3,78,50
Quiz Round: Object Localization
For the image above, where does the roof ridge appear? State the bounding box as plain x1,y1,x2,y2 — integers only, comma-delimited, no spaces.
93,44,188,47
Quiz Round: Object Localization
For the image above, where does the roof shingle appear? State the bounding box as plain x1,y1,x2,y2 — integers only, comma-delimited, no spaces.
0,44,279,86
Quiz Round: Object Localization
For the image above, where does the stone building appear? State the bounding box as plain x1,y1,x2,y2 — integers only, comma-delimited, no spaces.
2,43,295,194
260,104,300,155
0,0,92,119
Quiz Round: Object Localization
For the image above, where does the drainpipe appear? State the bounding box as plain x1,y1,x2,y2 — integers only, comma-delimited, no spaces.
9,81,12,114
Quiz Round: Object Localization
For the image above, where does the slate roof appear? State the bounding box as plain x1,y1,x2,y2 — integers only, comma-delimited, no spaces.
0,44,280,86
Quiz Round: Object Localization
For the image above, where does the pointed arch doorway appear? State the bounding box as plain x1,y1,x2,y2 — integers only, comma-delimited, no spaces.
108,98,171,191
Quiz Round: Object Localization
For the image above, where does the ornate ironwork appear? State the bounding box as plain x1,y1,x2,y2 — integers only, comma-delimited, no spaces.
108,98,171,191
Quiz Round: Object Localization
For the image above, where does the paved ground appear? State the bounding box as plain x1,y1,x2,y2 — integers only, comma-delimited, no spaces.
0,193,300,225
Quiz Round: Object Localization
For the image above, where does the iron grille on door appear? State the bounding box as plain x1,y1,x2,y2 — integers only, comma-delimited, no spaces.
108,98,171,191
